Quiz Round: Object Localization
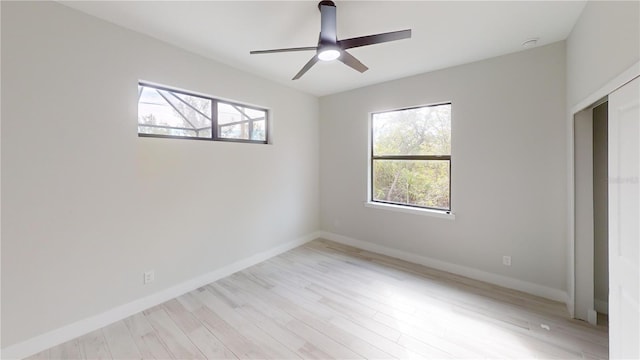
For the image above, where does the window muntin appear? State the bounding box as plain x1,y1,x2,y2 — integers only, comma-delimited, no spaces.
137,83,268,143
371,103,451,211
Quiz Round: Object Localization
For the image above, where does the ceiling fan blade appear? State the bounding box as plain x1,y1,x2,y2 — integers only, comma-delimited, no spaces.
319,1,337,43
250,46,317,55
339,51,368,73
292,55,320,80
338,29,411,50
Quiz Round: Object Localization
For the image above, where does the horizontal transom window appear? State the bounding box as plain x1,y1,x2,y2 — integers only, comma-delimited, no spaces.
138,83,268,144
371,103,451,211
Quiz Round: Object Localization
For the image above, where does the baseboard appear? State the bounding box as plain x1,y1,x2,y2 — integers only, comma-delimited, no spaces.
566,297,575,318
319,231,569,304
594,299,608,314
1,231,321,360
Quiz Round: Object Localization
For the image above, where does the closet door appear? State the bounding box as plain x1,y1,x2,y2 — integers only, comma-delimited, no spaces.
608,76,639,359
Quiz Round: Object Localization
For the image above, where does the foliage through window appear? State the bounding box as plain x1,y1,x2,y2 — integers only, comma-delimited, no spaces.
138,83,268,143
371,103,451,211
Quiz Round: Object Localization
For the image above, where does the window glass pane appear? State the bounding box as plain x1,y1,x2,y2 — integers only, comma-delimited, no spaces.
219,123,247,140
199,128,212,138
138,85,212,138
252,120,266,141
372,104,451,156
218,102,242,126
373,159,450,210
217,101,267,141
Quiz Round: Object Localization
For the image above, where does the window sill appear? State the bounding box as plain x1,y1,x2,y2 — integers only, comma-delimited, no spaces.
364,202,455,220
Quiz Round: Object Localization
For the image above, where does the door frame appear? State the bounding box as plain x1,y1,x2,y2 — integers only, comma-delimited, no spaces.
567,61,640,319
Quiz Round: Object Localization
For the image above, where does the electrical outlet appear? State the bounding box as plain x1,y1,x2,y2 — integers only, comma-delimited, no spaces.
144,270,155,284
502,256,512,266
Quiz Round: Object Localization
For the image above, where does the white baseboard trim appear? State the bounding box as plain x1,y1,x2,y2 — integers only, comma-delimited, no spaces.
319,231,569,304
566,297,575,318
594,299,609,315
1,231,321,360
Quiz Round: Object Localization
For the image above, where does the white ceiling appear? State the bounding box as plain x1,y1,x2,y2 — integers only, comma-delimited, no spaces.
59,1,586,96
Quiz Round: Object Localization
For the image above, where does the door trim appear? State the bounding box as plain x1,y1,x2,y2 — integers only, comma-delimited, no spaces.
567,61,640,317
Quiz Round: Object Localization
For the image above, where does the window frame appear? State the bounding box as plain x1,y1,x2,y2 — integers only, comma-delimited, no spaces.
137,82,269,144
369,102,452,213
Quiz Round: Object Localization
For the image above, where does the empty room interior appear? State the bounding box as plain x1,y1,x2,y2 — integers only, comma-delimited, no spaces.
1,1,639,359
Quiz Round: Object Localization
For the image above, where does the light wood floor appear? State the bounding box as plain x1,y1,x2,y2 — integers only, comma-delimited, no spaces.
27,239,608,359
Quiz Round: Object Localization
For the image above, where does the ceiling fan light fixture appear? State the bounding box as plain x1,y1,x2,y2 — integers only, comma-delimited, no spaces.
317,48,340,61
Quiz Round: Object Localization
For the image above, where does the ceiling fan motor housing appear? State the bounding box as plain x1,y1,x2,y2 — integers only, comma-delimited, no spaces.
318,1,335,11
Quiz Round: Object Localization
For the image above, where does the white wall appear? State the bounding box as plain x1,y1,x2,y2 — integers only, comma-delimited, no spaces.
320,42,567,294
567,0,640,107
1,1,319,348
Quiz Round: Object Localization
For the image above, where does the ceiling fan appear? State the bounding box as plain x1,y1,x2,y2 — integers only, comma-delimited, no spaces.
249,0,411,80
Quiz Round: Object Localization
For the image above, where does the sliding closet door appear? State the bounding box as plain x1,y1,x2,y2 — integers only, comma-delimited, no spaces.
608,76,639,359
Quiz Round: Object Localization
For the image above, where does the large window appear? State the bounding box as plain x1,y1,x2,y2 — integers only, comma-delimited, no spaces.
138,83,268,143
371,103,451,211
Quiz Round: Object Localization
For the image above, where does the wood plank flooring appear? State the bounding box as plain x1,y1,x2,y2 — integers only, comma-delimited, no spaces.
27,239,608,359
